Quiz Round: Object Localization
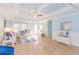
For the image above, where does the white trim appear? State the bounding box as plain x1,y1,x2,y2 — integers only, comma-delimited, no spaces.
7,19,47,24
53,10,79,20
42,4,73,19
42,8,79,21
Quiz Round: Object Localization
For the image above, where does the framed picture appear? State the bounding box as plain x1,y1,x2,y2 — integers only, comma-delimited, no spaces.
60,21,72,31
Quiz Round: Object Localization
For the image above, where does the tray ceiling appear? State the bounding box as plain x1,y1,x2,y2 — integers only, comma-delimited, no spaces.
0,3,79,22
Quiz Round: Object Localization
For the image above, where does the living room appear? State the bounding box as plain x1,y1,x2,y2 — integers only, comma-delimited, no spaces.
0,3,79,55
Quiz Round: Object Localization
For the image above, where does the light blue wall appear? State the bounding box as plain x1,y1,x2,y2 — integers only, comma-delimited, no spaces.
52,14,79,33
52,14,79,47
0,15,4,33
48,20,52,37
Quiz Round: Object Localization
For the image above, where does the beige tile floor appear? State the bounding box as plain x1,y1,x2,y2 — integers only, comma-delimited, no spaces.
15,37,79,55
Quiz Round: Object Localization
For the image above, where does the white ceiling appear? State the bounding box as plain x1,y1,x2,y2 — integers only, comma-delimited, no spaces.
0,3,79,22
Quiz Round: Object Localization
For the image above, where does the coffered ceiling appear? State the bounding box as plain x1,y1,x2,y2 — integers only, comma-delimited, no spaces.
0,3,79,22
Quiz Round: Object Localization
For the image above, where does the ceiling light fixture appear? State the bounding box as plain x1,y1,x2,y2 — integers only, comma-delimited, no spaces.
32,11,43,19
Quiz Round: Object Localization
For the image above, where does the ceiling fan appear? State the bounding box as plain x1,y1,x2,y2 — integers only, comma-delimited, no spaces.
31,11,44,19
